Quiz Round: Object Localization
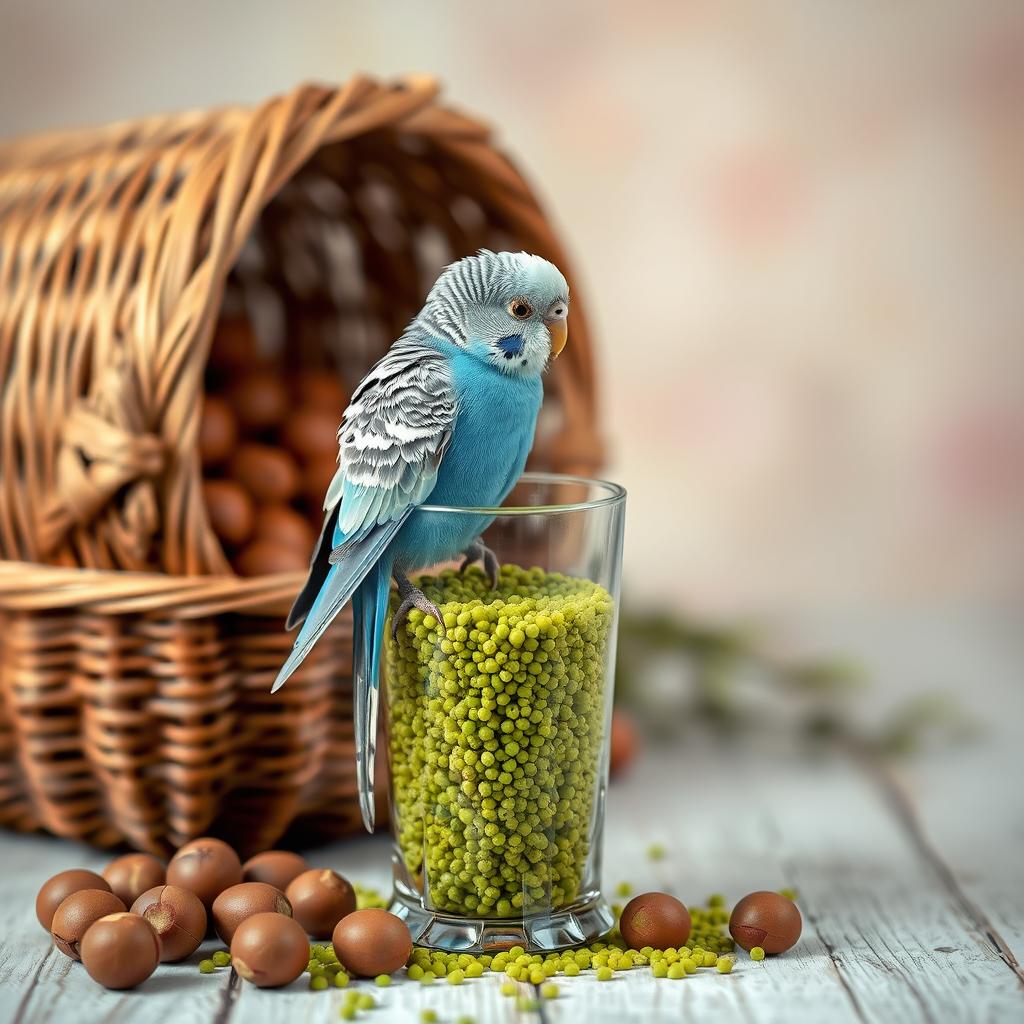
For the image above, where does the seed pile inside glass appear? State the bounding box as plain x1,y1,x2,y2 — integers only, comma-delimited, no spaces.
386,565,614,917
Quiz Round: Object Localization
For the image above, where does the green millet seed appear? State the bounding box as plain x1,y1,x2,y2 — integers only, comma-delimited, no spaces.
500,981,517,996
310,976,328,991
456,1017,476,1024
447,969,466,985
375,974,391,987
703,951,718,968
615,881,633,897
541,982,559,999
779,887,799,901
334,971,351,988
717,956,735,974
357,993,376,1010
407,964,424,980
666,963,686,980
596,966,614,981
198,960,216,974
212,950,231,967
647,842,667,861
751,947,766,961
681,958,697,975
340,1008,357,1022
420,1012,439,1024
516,996,540,1012
386,566,614,917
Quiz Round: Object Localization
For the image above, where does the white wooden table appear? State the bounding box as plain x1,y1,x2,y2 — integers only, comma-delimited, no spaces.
1,611,1022,1024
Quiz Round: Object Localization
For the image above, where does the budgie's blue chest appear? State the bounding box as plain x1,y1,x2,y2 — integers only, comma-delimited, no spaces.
389,345,542,571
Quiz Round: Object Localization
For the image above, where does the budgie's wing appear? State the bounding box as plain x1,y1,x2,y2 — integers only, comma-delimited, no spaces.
272,341,456,693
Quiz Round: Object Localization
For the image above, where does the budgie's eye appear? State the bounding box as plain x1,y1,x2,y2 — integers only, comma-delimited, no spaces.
508,298,534,320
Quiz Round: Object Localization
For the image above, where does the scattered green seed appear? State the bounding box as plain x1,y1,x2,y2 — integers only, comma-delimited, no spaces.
357,992,376,1009
310,975,328,990
647,842,667,861
501,980,517,996
420,1012,439,1024
374,974,391,987
596,966,614,981
447,969,466,986
751,947,766,961
516,996,540,1012
540,982,559,999
652,960,668,978
340,1008,357,1022
564,961,580,977
779,887,799,901
681,958,697,975
615,881,633,897
198,960,216,974
211,950,231,967
456,1017,475,1024
334,971,350,988
667,963,686,980
717,957,734,974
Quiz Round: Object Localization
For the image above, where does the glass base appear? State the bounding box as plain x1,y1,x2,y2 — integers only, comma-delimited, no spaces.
388,889,615,953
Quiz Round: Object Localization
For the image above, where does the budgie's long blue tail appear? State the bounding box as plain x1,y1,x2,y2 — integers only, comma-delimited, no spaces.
351,557,393,832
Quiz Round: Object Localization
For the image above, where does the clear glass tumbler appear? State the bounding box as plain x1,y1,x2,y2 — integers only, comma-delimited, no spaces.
384,473,626,952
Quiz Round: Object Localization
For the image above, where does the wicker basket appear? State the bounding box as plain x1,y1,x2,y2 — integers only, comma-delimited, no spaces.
0,76,602,857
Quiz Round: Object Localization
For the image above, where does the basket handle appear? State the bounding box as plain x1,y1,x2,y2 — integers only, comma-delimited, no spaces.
39,354,165,565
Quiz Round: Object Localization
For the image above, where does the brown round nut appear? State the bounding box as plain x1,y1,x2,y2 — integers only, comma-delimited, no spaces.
234,540,308,577
208,318,258,374
301,455,339,505
212,882,292,945
231,912,309,988
619,892,692,951
332,909,412,977
231,444,300,503
729,890,803,954
166,837,242,911
36,869,110,932
282,408,342,463
81,913,160,990
51,889,126,960
242,850,310,892
293,371,348,412
229,369,289,431
102,853,165,907
252,505,315,554
198,396,239,466
131,884,207,962
285,868,356,939
203,480,256,547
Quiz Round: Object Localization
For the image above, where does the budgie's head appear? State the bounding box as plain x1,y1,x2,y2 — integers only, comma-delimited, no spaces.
418,250,569,376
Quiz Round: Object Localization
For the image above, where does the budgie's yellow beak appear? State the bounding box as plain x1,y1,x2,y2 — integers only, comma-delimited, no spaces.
546,316,568,358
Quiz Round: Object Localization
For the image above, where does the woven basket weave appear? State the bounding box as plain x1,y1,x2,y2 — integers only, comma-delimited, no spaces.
0,76,602,856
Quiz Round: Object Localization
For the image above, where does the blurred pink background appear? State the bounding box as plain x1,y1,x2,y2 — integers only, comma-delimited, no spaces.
2,0,1023,619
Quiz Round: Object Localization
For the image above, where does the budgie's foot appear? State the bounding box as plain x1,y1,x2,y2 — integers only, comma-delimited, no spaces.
391,571,443,639
460,539,501,589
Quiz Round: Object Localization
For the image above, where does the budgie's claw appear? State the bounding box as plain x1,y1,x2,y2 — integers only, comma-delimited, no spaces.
391,572,443,639
460,539,501,589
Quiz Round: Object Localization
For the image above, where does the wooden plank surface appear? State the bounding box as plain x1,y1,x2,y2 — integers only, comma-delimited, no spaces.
0,738,1021,1022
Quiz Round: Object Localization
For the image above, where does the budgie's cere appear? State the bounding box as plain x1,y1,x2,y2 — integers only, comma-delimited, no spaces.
271,250,569,830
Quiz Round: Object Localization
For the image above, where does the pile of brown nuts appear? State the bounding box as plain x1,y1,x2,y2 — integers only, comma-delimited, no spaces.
35,836,408,991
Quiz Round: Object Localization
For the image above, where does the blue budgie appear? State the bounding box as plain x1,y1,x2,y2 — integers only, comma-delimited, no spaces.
271,250,570,830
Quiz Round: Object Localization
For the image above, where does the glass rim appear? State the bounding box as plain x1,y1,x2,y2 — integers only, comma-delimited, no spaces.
417,472,626,516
